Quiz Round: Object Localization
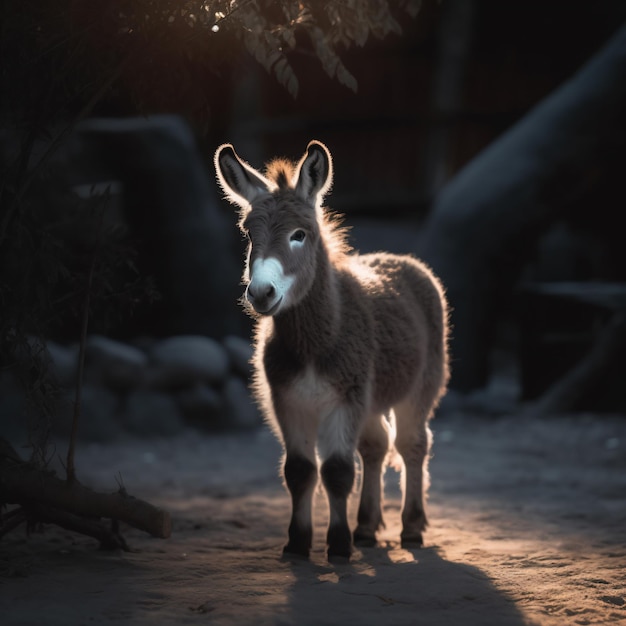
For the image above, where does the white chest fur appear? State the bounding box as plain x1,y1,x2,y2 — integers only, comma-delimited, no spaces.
286,366,339,418
276,366,348,456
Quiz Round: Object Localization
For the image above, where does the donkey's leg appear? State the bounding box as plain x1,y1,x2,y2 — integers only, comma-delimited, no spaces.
320,455,355,559
318,409,359,560
393,395,433,548
279,407,319,558
282,445,318,558
354,413,390,547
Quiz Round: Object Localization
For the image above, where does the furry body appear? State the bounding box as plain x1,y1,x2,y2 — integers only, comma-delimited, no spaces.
215,140,449,560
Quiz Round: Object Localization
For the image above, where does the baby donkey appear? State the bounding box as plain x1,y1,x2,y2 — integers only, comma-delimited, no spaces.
214,140,449,560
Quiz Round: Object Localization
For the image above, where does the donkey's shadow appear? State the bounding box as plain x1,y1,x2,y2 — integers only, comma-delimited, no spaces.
282,544,534,626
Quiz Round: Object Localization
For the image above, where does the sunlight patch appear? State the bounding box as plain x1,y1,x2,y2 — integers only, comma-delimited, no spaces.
387,548,417,564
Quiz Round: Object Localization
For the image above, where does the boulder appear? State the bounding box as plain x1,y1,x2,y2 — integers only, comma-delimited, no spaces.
70,115,245,338
148,335,230,389
176,383,225,429
46,341,78,388
222,335,254,379
123,389,186,437
223,376,262,430
59,384,123,442
84,335,148,391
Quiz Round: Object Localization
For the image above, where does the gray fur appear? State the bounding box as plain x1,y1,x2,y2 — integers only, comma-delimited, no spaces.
215,140,450,560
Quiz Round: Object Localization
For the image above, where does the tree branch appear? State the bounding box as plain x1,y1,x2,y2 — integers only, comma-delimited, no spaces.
1,439,171,540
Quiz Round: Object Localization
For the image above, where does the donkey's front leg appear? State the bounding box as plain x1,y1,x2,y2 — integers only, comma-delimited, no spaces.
320,454,355,559
283,450,318,558
318,411,359,560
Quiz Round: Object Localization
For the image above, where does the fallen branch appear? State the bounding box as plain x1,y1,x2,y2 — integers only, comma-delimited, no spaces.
0,438,171,542
16,504,130,550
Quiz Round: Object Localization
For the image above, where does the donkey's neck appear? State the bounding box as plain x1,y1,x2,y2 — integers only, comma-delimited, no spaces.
272,245,340,358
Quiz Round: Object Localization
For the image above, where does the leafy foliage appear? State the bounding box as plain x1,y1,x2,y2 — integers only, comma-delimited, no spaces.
1,2,423,126
215,0,422,97
1,0,426,243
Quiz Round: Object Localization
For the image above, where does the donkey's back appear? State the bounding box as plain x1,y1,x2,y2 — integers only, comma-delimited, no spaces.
345,251,448,415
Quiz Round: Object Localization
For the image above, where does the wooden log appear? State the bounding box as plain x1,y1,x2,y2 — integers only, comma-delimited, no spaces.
18,504,131,550
0,440,171,539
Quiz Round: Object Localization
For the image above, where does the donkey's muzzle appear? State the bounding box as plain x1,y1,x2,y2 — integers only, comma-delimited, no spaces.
246,283,281,315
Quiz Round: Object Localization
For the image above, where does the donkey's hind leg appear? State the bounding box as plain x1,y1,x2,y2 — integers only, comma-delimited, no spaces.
354,413,390,547
393,395,433,547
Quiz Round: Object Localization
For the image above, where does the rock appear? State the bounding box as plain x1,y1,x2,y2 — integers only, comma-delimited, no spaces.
57,384,123,442
46,341,78,387
123,390,185,436
148,335,230,389
222,335,254,379
84,335,148,391
71,115,244,338
223,376,262,430
176,383,226,430
131,336,157,353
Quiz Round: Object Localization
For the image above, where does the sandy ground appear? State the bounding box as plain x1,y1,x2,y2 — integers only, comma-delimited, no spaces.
1,410,625,626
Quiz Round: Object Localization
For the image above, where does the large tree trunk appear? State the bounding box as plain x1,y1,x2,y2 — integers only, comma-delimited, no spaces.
417,22,626,392
419,0,474,197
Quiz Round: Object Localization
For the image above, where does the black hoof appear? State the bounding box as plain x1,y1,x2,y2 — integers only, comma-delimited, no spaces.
282,542,310,559
400,532,424,549
326,524,352,561
327,548,352,563
353,531,377,548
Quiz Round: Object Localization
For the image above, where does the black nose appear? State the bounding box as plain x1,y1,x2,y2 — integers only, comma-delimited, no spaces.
249,283,274,301
247,283,276,311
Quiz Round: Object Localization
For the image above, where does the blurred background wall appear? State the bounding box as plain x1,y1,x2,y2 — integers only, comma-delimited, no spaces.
2,0,626,443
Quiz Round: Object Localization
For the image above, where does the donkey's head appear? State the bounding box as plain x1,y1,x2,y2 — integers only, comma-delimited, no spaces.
214,140,333,316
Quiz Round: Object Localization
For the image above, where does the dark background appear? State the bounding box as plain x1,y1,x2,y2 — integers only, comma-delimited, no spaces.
2,0,626,418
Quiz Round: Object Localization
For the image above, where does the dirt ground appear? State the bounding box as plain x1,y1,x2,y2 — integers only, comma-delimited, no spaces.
1,409,625,626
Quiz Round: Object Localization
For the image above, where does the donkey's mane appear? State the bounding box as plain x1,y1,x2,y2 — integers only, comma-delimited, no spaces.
264,157,352,261
264,158,293,190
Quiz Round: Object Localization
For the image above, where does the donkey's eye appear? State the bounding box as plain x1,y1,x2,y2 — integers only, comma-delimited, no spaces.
290,229,306,243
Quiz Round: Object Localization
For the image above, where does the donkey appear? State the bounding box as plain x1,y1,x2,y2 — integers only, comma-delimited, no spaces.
214,140,449,560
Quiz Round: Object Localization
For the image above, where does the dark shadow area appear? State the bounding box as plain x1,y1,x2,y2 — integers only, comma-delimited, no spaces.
284,545,534,626
0,531,150,623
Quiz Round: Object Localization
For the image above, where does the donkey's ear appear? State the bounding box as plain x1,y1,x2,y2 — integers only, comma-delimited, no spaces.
294,140,333,206
214,144,272,209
